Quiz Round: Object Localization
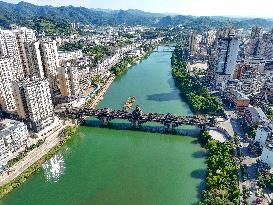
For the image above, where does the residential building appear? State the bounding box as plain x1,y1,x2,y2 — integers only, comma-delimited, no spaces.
261,145,273,167
13,78,54,132
25,41,44,78
189,32,199,55
215,34,239,76
0,58,17,112
40,39,59,90
245,31,273,60
251,26,261,39
0,119,28,164
58,50,83,65
12,27,36,76
254,125,272,145
57,65,80,97
225,89,250,112
214,34,239,88
0,29,23,79
244,106,268,126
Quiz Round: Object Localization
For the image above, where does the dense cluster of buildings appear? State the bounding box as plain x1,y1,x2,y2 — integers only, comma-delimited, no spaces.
0,26,61,166
0,24,163,166
186,26,273,167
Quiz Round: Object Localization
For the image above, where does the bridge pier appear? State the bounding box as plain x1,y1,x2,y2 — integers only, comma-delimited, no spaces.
81,119,87,125
99,116,111,126
164,123,176,133
199,125,207,132
131,120,140,129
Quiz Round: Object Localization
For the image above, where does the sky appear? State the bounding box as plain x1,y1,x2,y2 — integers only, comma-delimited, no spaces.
3,0,273,18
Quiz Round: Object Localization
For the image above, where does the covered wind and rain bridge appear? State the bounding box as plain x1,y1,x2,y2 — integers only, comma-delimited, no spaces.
61,106,216,132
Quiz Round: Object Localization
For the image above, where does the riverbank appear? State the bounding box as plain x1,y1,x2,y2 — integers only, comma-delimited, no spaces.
198,131,240,204
0,125,78,199
111,45,156,76
171,46,224,115
85,46,156,108
85,75,116,109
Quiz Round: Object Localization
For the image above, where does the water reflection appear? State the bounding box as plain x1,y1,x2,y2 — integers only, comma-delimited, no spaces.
42,153,65,183
85,119,200,136
146,91,182,102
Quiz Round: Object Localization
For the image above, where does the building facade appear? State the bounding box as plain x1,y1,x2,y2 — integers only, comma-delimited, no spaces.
0,119,28,164
214,34,239,89
13,78,54,132
215,34,239,76
12,27,36,76
0,58,17,112
25,41,44,79
0,29,24,79
58,65,80,97
40,39,59,90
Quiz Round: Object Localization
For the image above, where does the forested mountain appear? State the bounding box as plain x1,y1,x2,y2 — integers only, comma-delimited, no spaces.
0,1,162,28
0,1,272,31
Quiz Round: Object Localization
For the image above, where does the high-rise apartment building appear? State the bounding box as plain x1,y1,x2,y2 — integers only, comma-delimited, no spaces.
256,33,273,60
40,39,59,90
58,65,80,97
245,26,272,60
25,41,44,79
214,34,239,89
0,58,17,112
0,29,23,79
215,34,239,76
13,78,54,132
12,27,36,76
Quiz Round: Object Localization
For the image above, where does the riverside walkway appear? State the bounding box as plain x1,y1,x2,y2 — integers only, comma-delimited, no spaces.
61,106,216,132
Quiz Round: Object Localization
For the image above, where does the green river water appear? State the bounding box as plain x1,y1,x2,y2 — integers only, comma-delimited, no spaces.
1,45,207,205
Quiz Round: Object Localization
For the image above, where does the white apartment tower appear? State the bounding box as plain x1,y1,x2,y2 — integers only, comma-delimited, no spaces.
58,65,80,97
215,34,239,76
25,41,44,79
0,29,23,79
0,58,17,112
40,39,59,90
13,78,54,132
12,27,36,76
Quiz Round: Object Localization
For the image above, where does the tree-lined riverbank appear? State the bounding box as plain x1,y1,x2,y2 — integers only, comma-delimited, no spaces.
111,44,155,76
198,131,240,204
171,46,224,115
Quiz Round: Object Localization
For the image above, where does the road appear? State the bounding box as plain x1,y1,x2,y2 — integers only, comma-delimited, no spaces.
0,126,64,187
222,110,268,204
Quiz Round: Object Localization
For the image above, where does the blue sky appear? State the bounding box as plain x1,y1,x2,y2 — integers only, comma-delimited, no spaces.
4,0,273,18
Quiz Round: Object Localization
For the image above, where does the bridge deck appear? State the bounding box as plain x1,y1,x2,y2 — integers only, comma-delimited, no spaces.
62,106,214,128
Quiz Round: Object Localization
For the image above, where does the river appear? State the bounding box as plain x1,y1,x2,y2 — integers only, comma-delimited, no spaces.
0,45,207,205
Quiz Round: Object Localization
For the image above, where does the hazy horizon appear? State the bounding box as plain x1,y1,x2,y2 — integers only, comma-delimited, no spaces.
2,0,273,19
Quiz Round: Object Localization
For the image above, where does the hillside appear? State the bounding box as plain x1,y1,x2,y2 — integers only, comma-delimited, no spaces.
0,1,272,31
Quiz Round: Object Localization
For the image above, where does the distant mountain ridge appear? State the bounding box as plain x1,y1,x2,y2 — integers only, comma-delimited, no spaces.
0,1,272,30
